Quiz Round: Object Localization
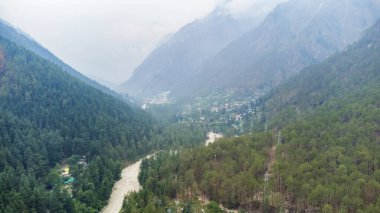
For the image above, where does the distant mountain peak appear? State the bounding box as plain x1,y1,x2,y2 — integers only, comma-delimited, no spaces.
172,0,380,99
120,2,272,98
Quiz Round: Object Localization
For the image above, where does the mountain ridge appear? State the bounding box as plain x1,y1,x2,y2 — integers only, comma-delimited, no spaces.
259,18,380,128
0,19,121,99
0,34,158,211
119,17,380,213
120,6,268,97
173,0,380,100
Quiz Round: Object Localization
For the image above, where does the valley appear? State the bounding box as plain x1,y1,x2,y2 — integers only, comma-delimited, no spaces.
177,91,259,132
1,0,380,212
119,13,380,213
103,132,222,213
147,89,264,136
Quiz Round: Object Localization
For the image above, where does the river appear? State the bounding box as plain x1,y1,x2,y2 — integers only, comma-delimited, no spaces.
101,159,143,213
102,132,223,213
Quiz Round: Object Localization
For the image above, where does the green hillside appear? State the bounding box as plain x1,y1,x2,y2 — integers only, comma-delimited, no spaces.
0,19,121,98
0,36,158,212
261,19,380,129
121,20,380,212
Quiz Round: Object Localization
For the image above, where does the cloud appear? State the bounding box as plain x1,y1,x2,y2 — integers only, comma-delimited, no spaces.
0,0,283,85
0,0,219,84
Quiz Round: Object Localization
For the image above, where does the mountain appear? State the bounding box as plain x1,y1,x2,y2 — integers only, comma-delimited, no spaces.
261,17,380,128
0,19,120,98
0,35,159,211
253,18,380,211
120,19,380,213
176,0,380,99
120,6,267,98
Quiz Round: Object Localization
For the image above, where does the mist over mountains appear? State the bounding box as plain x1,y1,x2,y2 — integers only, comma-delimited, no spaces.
189,0,380,90
119,4,269,97
125,18,380,212
2,0,380,212
1,19,123,99
122,0,380,101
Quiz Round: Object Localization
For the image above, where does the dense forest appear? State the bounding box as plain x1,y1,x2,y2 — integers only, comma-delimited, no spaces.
120,133,273,212
260,19,380,130
260,22,380,212
0,19,120,97
271,79,380,212
0,35,154,212
2,4,380,213
121,20,380,212
0,36,207,212
138,134,271,207
123,83,380,212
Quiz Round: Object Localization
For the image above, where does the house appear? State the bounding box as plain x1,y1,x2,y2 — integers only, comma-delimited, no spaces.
64,177,76,185
61,165,70,177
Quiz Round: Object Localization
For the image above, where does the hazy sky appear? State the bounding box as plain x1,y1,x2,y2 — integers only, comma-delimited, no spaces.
0,0,282,85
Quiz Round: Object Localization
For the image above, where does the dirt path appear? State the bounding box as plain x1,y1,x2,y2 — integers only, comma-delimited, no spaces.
198,196,239,213
267,145,276,174
264,145,276,185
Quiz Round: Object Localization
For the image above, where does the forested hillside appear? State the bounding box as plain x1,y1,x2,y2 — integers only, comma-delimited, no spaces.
261,18,380,129
270,79,380,212
121,19,380,213
0,19,118,97
0,24,213,211
0,35,160,212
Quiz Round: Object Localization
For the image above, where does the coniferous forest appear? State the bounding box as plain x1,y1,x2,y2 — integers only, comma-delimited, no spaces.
0,36,206,212
120,19,380,213
2,1,380,213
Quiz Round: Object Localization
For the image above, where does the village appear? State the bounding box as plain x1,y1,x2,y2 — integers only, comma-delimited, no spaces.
174,89,264,135
58,156,88,195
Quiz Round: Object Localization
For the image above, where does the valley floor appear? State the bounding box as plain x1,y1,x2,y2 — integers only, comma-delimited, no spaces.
103,132,222,213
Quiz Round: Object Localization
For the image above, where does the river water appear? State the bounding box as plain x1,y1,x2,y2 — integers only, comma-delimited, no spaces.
102,132,222,213
101,159,142,213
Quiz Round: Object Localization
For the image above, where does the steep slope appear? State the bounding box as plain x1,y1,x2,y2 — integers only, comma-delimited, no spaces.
122,19,380,212
120,7,265,97
0,36,157,212
261,18,380,128
0,19,119,98
178,0,380,98
260,19,380,212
